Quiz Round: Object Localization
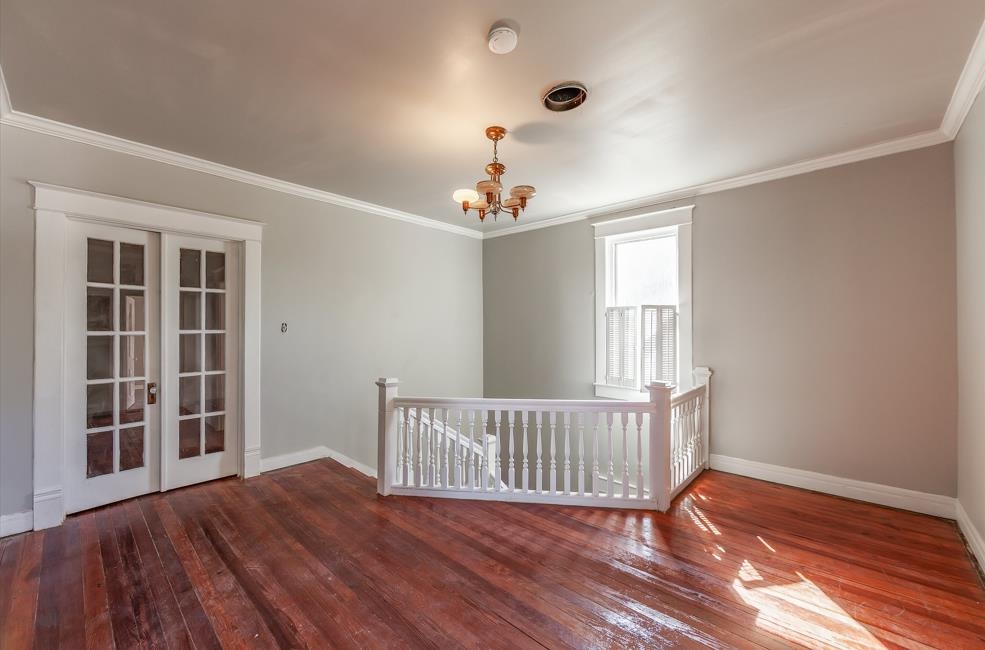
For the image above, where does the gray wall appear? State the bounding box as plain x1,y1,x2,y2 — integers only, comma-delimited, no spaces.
955,90,985,537
0,124,484,516
484,144,958,497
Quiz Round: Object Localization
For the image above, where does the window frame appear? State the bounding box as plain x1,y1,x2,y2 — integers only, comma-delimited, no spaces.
593,205,693,400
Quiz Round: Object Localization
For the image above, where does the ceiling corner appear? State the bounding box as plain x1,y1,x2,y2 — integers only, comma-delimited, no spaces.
941,18,985,139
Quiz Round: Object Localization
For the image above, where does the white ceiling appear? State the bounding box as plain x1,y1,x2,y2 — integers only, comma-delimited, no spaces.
1,1,982,233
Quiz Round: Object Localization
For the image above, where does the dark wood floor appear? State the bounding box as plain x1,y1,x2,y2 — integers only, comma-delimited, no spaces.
1,460,983,649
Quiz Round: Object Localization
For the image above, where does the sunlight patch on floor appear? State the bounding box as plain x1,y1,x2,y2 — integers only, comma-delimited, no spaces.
733,568,885,649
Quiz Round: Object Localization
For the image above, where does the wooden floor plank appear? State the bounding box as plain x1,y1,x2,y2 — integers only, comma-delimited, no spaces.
2,532,43,649
2,461,983,649
79,513,114,650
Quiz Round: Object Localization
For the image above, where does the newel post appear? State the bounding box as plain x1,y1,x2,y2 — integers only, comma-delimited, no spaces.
648,382,674,512
693,367,713,469
376,378,399,496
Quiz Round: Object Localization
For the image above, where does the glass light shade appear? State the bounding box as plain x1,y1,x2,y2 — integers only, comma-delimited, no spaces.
469,199,489,210
452,188,480,203
476,180,502,195
509,185,536,198
502,197,521,209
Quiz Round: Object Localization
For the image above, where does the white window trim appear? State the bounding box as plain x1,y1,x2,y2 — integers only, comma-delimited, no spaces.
594,205,693,400
31,182,264,530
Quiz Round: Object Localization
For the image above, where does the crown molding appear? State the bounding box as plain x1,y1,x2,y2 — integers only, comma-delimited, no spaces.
482,211,591,239
484,128,948,239
0,91,482,242
941,18,985,139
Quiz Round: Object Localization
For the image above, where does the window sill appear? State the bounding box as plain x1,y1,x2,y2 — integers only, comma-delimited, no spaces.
593,384,647,401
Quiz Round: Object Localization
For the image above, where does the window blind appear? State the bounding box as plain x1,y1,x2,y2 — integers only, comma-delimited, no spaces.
641,305,677,387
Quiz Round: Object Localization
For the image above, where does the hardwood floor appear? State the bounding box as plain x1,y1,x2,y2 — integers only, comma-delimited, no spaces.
1,460,983,649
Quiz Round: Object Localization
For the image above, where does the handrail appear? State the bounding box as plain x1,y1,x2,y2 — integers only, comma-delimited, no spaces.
671,384,705,406
394,396,655,413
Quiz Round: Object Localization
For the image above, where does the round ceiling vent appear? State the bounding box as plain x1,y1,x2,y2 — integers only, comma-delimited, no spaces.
542,82,588,112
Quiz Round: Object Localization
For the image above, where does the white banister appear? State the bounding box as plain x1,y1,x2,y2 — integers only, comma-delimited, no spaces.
693,366,713,469
376,378,399,496
648,382,674,510
375,370,711,510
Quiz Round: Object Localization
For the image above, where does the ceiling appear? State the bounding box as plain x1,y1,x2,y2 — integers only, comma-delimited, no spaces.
1,1,982,233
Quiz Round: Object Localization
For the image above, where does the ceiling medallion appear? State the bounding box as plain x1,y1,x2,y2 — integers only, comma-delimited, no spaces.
452,126,535,222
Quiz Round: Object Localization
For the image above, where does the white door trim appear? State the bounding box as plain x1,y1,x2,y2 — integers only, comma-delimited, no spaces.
31,182,264,530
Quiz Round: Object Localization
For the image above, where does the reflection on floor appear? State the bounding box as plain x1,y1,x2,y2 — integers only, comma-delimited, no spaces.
1,460,983,648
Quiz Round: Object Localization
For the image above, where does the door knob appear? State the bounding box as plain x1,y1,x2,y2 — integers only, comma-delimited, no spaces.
148,382,158,405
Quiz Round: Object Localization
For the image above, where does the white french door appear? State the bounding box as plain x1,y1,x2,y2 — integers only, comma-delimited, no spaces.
66,222,161,513
162,234,240,490
65,222,241,513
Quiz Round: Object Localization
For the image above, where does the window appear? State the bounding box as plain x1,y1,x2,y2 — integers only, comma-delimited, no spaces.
594,206,693,399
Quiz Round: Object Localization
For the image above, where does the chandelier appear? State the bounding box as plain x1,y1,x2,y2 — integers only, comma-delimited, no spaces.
452,126,535,222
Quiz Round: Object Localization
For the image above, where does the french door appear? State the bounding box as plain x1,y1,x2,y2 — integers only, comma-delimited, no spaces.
162,234,240,490
65,222,240,513
66,222,161,513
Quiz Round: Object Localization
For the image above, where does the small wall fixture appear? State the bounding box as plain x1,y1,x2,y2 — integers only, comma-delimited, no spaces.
543,82,588,112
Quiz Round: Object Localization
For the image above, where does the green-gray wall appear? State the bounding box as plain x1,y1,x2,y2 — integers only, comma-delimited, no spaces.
0,124,484,516
955,89,985,539
484,143,958,497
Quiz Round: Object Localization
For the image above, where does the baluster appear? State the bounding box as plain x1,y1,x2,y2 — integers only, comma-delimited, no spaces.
536,412,544,493
688,401,694,477
402,407,411,486
521,411,530,492
621,412,630,498
549,411,558,494
494,410,502,492
577,412,586,495
507,411,516,491
467,409,476,489
592,413,600,498
606,412,615,497
455,409,463,488
427,407,435,486
636,411,645,499
480,409,490,490
440,407,449,488
395,407,403,486
697,395,705,473
674,405,681,487
415,407,424,488
563,412,572,494
689,401,696,476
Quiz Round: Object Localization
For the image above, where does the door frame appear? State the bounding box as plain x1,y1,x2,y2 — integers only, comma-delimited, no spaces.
32,182,264,530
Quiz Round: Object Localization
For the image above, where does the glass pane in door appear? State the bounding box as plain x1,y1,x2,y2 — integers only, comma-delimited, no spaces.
119,426,145,471
87,239,114,284
179,418,201,458
205,415,225,453
87,336,113,380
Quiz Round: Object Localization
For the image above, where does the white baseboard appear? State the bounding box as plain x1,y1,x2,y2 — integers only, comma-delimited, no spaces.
243,446,261,478
259,446,330,472
260,445,376,478
956,500,985,568
709,454,956,519
324,448,377,478
0,510,34,537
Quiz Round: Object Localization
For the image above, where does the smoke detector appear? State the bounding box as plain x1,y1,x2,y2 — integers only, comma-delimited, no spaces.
488,24,518,54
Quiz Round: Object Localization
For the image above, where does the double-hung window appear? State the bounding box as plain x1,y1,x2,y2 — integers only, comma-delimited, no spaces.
594,205,693,399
